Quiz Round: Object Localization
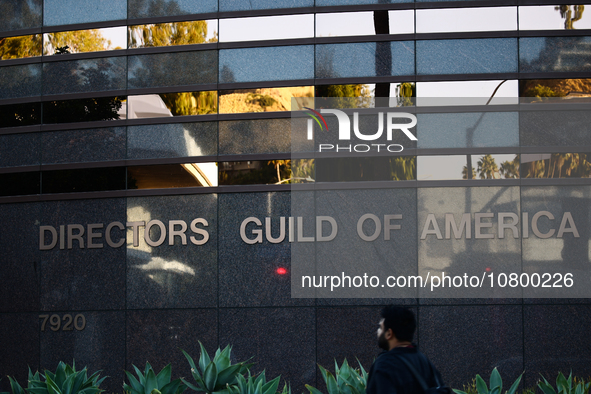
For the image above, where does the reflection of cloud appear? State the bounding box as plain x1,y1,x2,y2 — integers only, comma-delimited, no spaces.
135,256,196,276
127,206,152,252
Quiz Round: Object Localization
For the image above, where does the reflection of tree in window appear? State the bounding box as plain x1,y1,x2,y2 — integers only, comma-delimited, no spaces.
0,102,40,128
500,156,520,179
521,79,591,99
159,91,217,116
462,165,476,180
522,153,591,178
0,34,41,60
396,83,415,106
315,85,372,108
129,20,216,48
0,0,41,32
477,154,500,179
556,5,585,29
390,157,415,180
131,0,196,18
219,161,285,185
43,96,123,124
44,30,115,55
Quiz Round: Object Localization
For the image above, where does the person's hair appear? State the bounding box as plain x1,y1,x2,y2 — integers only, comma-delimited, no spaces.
381,306,416,342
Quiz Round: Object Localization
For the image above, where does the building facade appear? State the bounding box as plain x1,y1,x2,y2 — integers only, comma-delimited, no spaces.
1,0,591,393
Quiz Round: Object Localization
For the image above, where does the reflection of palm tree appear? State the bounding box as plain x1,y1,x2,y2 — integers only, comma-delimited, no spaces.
522,153,591,178
462,165,476,180
499,156,520,179
556,5,585,29
390,157,415,180
268,159,289,183
477,154,499,179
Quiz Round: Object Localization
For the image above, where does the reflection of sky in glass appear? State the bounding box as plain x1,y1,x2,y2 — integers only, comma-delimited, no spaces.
316,11,414,37
416,81,519,105
418,154,518,180
417,7,516,33
519,5,591,30
219,14,314,42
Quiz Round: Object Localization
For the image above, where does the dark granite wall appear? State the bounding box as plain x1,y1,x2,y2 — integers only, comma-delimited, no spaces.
1,192,591,394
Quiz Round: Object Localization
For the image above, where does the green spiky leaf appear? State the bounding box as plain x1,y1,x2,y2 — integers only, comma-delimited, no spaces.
476,375,488,394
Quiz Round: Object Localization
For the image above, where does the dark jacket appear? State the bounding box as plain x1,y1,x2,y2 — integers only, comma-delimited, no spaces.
366,346,444,394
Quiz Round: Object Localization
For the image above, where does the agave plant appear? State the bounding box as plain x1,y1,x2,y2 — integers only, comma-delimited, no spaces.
229,371,287,394
8,361,104,394
453,368,522,394
306,359,368,394
538,372,590,394
124,362,186,394
181,343,252,394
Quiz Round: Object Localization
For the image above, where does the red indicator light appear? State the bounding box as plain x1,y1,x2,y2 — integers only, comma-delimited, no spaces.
485,267,491,272
276,268,287,275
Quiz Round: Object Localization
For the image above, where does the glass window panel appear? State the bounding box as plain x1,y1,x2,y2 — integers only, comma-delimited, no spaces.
520,107,591,147
219,119,291,155
0,0,42,33
219,15,313,42
43,57,126,95
417,38,517,75
219,86,313,114
416,81,519,106
519,5,591,30
0,34,41,60
316,0,411,5
43,96,124,124
0,171,39,196
417,112,519,149
128,51,217,89
315,83,415,107
128,0,217,19
0,133,40,167
0,102,40,128
316,11,414,37
127,122,217,159
43,27,126,55
315,156,416,182
519,78,591,98
43,0,127,26
520,37,591,73
41,127,126,164
219,160,293,185
219,46,313,83
128,21,217,49
42,167,126,193
126,92,217,119
521,153,591,178
128,163,218,188
316,42,414,79
416,7,517,33
220,0,312,12
0,63,41,99
417,154,519,180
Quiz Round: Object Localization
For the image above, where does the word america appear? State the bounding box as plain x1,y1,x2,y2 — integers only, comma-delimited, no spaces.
39,219,209,250
240,211,579,244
